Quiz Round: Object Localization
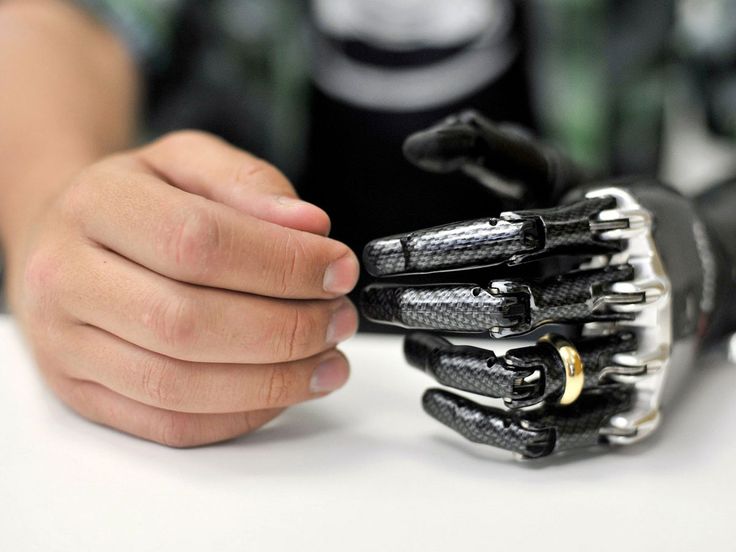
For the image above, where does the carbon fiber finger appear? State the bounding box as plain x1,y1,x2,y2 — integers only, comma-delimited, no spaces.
361,284,526,333
360,264,641,337
363,196,624,277
363,216,538,277
422,389,555,458
405,331,638,407
423,385,635,458
404,333,522,400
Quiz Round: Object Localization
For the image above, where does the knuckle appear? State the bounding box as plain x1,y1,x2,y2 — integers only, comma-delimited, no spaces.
162,205,222,279
23,247,58,296
156,411,199,448
139,356,187,410
258,365,292,407
22,246,63,313
144,293,199,351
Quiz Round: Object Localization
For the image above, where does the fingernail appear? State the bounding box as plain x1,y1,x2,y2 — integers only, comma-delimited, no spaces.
275,195,308,207
323,253,360,294
326,300,358,344
310,355,349,394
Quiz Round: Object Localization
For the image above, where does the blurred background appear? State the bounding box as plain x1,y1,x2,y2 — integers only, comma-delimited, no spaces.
4,0,736,312
76,0,736,240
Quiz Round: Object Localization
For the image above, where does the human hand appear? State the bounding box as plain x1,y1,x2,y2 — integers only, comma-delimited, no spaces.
8,131,360,446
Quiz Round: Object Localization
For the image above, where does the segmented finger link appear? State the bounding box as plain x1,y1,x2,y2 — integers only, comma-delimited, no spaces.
404,333,523,399
423,385,635,459
363,196,626,277
361,264,644,337
422,389,555,459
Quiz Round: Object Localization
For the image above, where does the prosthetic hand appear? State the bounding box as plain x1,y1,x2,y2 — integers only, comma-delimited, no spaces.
360,111,736,459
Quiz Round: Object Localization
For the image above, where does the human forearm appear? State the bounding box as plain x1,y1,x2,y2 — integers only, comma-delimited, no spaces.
0,0,139,273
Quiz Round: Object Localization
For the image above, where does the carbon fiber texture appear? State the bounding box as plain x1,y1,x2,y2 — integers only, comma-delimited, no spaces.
506,331,638,407
361,265,636,336
577,332,639,386
404,331,638,408
516,196,623,260
361,285,525,333
358,109,719,458
422,389,555,458
362,196,624,277
524,264,638,331
363,218,539,277
404,333,521,399
533,385,635,454
423,385,634,458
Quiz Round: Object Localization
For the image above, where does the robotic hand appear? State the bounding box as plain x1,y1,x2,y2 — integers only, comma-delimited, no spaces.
360,110,736,459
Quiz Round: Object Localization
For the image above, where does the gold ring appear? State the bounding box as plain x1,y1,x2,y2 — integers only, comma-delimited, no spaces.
539,334,584,405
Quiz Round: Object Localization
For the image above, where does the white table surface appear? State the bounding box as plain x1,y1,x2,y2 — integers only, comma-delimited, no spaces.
1,314,734,552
